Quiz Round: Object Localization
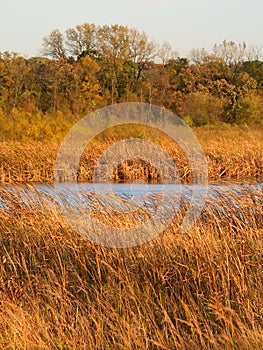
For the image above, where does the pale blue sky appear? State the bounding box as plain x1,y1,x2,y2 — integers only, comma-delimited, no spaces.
0,0,262,58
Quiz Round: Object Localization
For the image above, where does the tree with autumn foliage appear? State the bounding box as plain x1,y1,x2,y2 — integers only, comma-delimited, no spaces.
0,25,262,141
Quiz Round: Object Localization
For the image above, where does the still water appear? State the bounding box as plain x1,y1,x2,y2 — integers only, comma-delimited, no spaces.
1,182,262,211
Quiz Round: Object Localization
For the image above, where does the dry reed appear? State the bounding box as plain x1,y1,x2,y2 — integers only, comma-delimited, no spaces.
0,126,262,184
0,185,262,349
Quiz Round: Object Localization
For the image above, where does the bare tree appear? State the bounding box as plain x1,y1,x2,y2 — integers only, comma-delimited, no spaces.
128,28,157,80
212,40,247,66
65,23,97,58
189,47,209,64
157,41,179,66
42,29,66,59
246,45,262,61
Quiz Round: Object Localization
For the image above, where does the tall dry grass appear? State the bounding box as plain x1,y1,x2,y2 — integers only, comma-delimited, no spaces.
0,126,262,184
196,126,263,181
0,186,262,349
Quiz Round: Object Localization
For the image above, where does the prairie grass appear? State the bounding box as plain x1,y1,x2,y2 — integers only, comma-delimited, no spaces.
0,185,262,349
0,126,262,184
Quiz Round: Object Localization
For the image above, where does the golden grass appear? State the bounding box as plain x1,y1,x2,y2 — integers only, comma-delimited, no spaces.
196,126,263,181
0,126,262,184
0,186,262,349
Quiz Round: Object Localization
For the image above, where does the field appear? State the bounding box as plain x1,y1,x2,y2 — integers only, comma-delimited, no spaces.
0,125,262,349
0,126,262,184
0,186,262,349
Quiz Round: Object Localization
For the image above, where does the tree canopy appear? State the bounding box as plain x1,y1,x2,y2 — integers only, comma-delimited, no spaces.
0,23,262,140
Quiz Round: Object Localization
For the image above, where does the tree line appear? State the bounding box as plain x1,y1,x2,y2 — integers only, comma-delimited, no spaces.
0,23,262,140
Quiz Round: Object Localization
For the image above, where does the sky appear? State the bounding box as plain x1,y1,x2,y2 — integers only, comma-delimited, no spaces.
0,0,262,58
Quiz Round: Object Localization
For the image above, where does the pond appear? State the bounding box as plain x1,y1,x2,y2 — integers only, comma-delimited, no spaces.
1,181,262,211
1,181,262,247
